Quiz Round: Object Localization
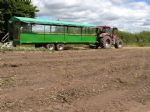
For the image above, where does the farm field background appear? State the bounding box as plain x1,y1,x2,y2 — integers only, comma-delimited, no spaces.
0,47,150,112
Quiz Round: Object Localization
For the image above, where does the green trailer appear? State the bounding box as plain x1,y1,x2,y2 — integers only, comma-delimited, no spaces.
4,16,123,50
8,16,97,50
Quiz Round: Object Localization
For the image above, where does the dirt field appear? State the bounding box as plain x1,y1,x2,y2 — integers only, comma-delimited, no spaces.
0,47,150,112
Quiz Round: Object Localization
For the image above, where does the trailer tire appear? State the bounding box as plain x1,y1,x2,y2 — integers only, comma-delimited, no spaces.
100,36,112,49
55,44,64,51
114,38,123,49
46,44,55,51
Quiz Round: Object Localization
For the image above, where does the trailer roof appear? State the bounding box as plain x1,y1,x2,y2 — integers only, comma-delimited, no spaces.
9,16,96,27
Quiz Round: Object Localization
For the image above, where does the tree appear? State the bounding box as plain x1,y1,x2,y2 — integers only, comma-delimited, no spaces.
0,0,38,33
0,9,4,33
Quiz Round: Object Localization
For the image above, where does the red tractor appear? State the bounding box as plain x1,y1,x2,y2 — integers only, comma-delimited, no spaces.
95,26,123,49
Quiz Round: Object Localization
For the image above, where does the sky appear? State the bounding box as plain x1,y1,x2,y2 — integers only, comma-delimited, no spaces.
32,0,150,32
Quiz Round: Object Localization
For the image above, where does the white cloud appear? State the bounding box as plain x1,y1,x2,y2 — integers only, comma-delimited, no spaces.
32,0,150,32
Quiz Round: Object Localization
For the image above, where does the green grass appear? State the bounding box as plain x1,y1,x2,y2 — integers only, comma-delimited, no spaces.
124,43,150,47
0,46,48,52
0,42,150,52
0,43,48,52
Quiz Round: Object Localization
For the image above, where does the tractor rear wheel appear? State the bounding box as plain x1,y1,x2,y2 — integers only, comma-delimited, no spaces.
114,38,123,49
55,44,64,51
100,36,112,49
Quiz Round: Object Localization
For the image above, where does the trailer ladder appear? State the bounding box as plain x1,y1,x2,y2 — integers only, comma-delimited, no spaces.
1,33,9,43
1,33,13,49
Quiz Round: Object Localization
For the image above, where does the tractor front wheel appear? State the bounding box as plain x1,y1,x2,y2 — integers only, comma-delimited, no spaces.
114,38,123,49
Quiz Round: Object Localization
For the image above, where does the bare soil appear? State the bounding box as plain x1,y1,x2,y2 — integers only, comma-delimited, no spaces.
0,47,150,112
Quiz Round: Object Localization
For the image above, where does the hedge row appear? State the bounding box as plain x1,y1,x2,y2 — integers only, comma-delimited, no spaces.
118,31,150,46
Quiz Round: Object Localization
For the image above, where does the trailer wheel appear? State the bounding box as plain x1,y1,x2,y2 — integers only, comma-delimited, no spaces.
114,38,123,49
46,44,55,51
55,44,64,51
100,36,112,49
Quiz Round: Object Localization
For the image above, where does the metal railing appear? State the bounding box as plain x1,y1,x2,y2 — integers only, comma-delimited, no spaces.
1,33,9,43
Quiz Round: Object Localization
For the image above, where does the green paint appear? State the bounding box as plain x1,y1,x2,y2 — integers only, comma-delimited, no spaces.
19,33,96,44
81,35,96,42
9,16,97,45
20,33,44,43
45,34,65,43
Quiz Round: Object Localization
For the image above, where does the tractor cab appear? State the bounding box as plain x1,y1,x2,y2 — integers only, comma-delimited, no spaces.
96,26,118,39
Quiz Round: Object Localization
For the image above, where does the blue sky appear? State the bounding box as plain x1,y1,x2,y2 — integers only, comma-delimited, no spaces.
32,0,150,32
136,0,150,4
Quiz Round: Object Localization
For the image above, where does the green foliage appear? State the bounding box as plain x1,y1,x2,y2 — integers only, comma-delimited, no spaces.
0,9,4,32
0,0,38,32
118,31,150,46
